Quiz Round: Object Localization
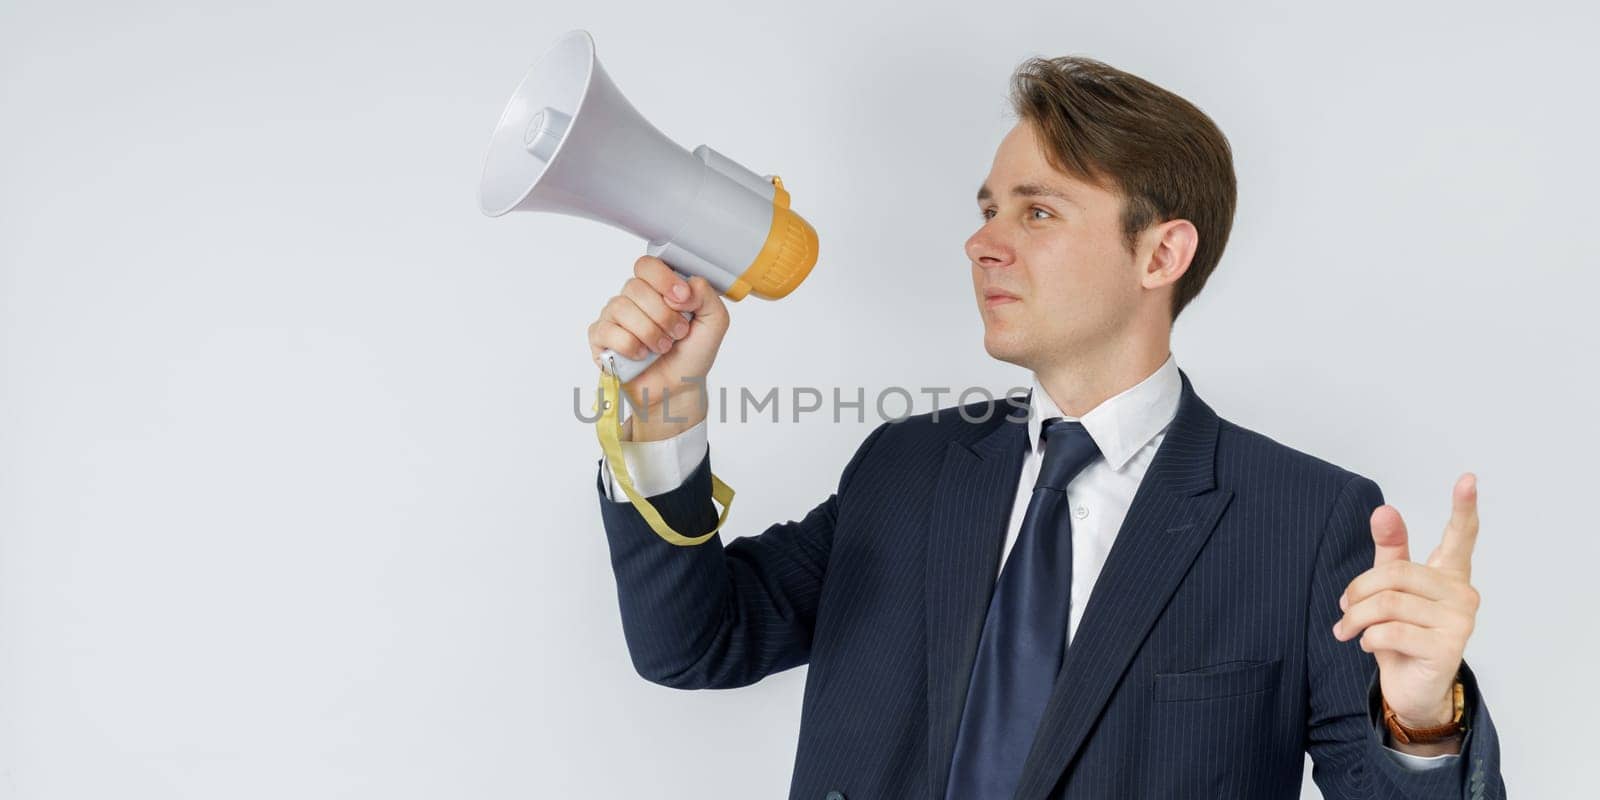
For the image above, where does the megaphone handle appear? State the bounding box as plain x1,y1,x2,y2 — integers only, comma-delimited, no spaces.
599,266,697,384
599,310,695,384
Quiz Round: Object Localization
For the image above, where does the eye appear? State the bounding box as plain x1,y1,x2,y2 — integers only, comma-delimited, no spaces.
977,206,1053,221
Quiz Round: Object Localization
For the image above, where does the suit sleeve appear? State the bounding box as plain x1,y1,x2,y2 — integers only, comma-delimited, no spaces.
594,420,892,690
1305,474,1506,799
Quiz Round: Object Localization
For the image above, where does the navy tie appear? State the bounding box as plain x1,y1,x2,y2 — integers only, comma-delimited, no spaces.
944,418,1102,800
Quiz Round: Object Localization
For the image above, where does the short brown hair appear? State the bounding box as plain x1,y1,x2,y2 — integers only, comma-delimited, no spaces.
1008,55,1236,323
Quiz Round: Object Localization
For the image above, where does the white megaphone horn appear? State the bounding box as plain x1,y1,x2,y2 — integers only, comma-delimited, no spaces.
478,29,820,384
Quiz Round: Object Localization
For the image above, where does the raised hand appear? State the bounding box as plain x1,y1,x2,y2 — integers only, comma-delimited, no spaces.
1332,473,1481,743
586,256,729,441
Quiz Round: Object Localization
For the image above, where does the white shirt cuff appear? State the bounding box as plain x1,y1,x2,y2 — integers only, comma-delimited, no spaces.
600,415,709,502
1381,743,1459,771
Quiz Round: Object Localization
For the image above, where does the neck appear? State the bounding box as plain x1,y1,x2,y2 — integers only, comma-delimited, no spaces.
1032,334,1171,418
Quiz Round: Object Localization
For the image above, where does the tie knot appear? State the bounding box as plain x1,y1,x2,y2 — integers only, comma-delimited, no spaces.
1036,417,1100,491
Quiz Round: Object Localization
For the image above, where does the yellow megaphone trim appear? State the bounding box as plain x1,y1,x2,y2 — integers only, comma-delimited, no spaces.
722,175,820,302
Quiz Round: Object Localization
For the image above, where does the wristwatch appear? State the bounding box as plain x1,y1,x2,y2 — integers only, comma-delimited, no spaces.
1382,678,1466,745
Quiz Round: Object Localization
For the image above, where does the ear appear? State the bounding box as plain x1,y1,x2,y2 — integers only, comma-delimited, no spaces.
1140,218,1197,290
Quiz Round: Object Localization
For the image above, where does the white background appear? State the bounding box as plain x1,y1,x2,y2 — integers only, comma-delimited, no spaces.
3,0,1596,797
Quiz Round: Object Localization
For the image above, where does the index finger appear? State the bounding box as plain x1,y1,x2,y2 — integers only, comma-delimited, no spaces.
633,256,695,309
1428,472,1479,577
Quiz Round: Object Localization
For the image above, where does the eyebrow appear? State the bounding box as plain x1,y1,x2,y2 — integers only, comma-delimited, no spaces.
976,182,1074,204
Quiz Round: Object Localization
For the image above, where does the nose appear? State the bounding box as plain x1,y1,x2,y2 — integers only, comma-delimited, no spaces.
965,223,1012,270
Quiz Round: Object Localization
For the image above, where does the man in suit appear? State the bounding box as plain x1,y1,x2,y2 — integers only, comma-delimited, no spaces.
587,55,1504,799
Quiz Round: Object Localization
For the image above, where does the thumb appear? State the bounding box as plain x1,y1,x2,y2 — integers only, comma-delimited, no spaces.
1369,504,1411,566
679,275,728,332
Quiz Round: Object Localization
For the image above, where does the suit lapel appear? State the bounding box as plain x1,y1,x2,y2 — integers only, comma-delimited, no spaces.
925,397,1030,799
1011,367,1234,799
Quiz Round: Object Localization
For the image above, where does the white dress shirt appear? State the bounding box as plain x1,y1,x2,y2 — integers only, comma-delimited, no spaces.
596,352,1454,771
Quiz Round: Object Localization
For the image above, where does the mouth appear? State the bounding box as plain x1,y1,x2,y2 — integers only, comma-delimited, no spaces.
982,289,1020,307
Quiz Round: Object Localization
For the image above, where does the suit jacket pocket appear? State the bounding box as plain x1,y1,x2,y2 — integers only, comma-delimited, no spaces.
1144,658,1285,797
1152,658,1281,702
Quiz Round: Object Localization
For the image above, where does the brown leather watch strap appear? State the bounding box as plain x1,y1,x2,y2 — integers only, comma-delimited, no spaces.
1382,679,1465,745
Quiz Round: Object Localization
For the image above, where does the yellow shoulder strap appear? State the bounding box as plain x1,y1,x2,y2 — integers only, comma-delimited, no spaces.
594,367,734,546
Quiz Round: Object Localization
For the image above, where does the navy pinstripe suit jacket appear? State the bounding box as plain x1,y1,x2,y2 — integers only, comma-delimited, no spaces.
595,368,1505,799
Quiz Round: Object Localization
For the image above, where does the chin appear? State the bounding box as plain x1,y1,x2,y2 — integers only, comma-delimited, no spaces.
982,330,1030,366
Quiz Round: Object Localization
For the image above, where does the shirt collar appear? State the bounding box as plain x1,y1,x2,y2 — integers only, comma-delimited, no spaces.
1025,352,1182,472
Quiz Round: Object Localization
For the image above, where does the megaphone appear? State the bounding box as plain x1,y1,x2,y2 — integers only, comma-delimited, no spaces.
478,29,820,384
